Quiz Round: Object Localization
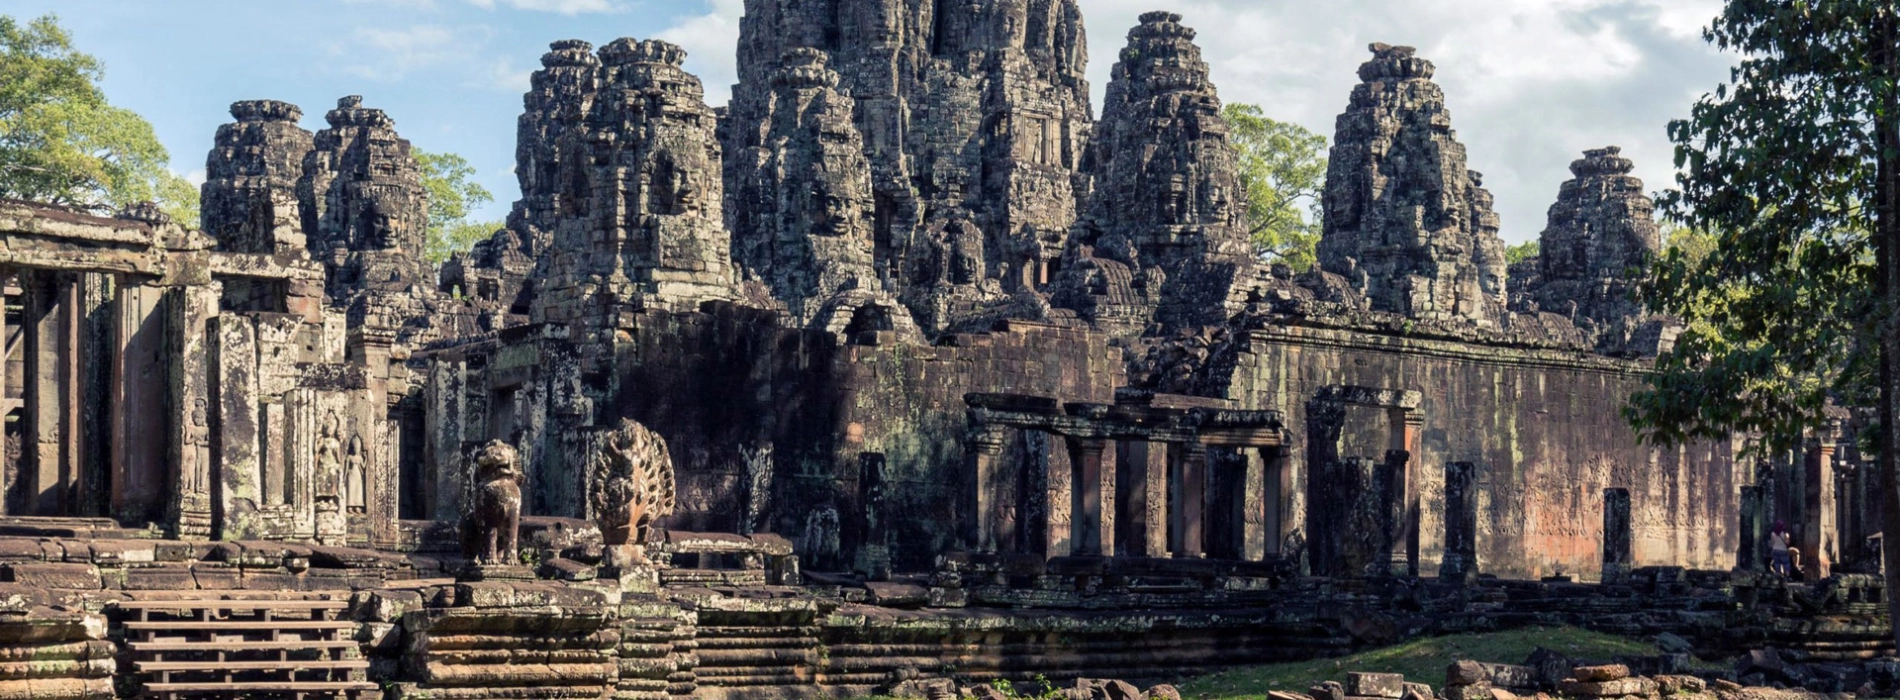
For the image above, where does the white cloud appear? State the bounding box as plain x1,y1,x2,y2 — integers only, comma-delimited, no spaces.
1075,0,1733,242
655,0,743,106
464,0,619,14
181,169,207,188
335,24,526,93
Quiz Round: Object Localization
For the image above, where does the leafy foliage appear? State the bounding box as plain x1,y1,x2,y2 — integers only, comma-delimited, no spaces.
0,14,196,222
1223,103,1326,271
414,148,502,263
1622,1,1895,458
1503,240,1539,266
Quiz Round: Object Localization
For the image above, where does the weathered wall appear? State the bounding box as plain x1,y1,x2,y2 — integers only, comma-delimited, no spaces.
1216,323,1745,580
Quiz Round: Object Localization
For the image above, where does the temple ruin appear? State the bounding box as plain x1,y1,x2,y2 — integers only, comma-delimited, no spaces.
0,3,1883,699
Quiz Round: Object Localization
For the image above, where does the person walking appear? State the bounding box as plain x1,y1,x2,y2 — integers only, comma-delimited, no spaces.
1770,520,1793,577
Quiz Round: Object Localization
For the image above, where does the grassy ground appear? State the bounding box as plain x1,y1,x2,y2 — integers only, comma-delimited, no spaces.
1178,626,1665,700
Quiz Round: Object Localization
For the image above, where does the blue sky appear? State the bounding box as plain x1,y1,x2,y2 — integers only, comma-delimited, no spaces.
7,0,1734,242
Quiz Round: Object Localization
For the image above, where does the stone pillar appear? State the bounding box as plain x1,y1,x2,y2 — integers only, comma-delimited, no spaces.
1172,440,1208,558
351,328,399,550
168,284,219,539
113,283,171,525
1439,461,1478,583
964,426,1009,552
1602,487,1632,584
1802,436,1836,578
1389,410,1423,576
1043,433,1072,557
1264,447,1295,556
1116,440,1170,557
1066,437,1107,556
1379,449,1414,577
0,267,8,513
210,315,262,537
1240,447,1269,561
21,271,67,515
1738,485,1764,572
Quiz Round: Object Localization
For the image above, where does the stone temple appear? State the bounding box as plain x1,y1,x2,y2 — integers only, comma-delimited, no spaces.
0,4,1881,700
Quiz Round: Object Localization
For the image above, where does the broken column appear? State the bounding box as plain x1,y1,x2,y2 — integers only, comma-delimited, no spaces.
1602,487,1632,583
1440,461,1479,583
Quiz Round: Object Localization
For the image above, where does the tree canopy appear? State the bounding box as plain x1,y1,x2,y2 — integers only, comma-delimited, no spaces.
1621,1,1895,458
415,148,502,263
0,14,196,222
1503,240,1539,266
1223,103,1326,271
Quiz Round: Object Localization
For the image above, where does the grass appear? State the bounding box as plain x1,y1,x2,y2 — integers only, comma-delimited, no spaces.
1178,626,1663,700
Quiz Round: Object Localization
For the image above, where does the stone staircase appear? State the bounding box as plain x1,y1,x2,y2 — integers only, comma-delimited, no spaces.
114,595,373,699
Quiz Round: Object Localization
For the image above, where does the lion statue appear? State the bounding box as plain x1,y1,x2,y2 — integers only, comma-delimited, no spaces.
590,419,676,564
462,440,524,565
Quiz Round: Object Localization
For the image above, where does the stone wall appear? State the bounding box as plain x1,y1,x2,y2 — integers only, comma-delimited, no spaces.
1213,323,1744,579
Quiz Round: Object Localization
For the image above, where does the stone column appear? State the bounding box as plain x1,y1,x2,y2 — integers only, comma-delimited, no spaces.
113,282,172,525
0,267,8,513
1044,434,1072,557
1802,436,1836,578
1389,410,1424,575
210,315,262,536
1439,461,1478,583
1264,446,1295,556
1172,440,1208,558
167,283,219,539
964,426,1010,552
1380,449,1414,577
351,327,398,550
1116,440,1170,557
1737,485,1764,572
1066,437,1107,556
1240,447,1269,561
1602,487,1632,584
22,271,67,515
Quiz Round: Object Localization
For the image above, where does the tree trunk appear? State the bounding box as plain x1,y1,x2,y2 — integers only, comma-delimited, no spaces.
1875,6,1900,654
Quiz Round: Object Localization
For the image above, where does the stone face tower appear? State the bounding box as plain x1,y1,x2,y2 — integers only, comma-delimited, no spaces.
530,39,738,326
726,0,1094,332
299,96,432,301
725,48,880,325
1053,11,1257,335
510,39,599,250
1083,11,1249,267
1317,44,1508,325
1528,146,1663,352
201,100,314,256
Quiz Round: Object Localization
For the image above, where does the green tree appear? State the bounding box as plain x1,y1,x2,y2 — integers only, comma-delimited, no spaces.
1503,240,1539,265
0,14,195,222
1223,103,1326,271
1619,0,1898,634
414,148,502,263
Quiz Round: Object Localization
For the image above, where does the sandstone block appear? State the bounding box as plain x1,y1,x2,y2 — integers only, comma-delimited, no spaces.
1571,665,1630,682
1350,672,1406,698
6,563,100,590
1559,677,1656,697
1447,661,1488,686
